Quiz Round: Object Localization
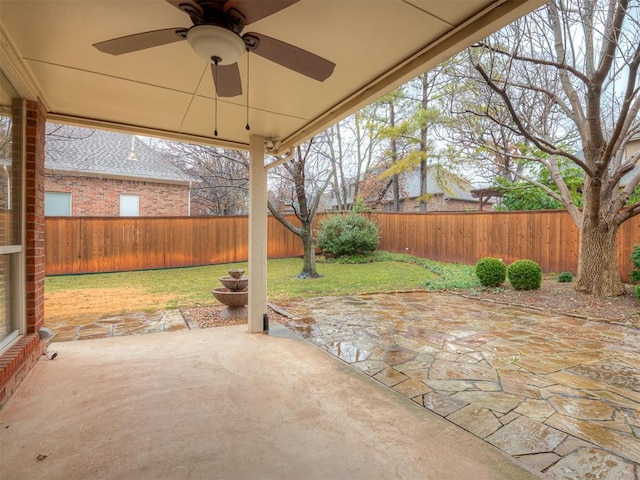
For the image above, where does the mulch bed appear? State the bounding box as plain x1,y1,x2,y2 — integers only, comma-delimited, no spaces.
455,279,640,328
181,304,291,329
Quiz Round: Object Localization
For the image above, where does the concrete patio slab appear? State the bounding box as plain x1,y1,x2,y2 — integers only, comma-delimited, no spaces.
0,324,538,480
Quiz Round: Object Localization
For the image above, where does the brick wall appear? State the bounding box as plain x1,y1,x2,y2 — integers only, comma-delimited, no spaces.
45,175,190,216
25,101,46,335
383,196,483,212
0,334,42,406
1,100,46,408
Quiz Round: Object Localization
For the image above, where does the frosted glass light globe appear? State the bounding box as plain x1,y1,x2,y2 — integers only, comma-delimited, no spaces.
187,25,244,65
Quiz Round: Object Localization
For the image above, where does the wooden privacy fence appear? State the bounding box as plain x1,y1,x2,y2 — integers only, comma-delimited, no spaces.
45,211,640,281
373,210,638,282
45,215,304,275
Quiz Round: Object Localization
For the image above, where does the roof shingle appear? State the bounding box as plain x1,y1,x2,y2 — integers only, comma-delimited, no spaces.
45,126,190,184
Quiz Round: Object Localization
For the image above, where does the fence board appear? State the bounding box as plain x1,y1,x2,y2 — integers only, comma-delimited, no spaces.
45,211,640,281
45,215,304,275
374,210,640,279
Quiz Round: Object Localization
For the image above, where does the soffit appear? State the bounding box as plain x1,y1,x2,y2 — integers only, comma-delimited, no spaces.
0,0,544,153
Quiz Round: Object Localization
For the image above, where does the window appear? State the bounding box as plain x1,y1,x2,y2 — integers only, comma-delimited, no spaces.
120,194,139,216
0,80,25,352
45,192,71,216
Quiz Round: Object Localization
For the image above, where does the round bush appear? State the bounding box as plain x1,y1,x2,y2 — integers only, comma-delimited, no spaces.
475,257,506,287
636,284,640,300
557,272,574,283
507,259,542,290
317,213,379,257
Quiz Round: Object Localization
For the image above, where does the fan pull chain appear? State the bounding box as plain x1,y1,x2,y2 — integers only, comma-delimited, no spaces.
213,57,219,137
245,48,250,131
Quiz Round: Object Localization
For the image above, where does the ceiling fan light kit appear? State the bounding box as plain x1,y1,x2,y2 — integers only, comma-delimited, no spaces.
94,0,334,97
93,0,335,135
187,24,245,65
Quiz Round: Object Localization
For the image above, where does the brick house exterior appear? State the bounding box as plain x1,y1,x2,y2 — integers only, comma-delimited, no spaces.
45,127,192,217
388,195,480,213
381,166,489,212
0,100,46,407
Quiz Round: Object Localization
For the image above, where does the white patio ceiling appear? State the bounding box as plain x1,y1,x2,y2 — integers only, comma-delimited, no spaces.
0,0,544,154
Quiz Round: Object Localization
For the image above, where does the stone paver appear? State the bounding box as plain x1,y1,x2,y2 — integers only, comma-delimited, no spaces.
49,309,189,341
548,397,614,421
446,405,502,438
486,416,567,455
277,291,640,478
545,448,637,480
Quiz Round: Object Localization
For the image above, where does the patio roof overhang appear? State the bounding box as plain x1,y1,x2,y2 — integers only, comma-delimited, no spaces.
0,0,545,155
0,0,546,334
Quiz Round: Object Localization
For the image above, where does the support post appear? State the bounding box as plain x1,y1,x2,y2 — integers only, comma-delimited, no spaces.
248,135,267,333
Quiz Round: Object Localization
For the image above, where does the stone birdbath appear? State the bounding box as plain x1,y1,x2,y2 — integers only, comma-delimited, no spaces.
211,269,249,320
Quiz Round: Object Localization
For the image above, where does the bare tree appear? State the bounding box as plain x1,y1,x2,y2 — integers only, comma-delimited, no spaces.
0,114,12,211
163,142,248,216
318,104,387,211
462,0,640,296
267,140,332,278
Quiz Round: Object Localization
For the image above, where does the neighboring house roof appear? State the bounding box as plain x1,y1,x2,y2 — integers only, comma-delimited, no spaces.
323,165,484,209
403,166,477,202
45,127,192,184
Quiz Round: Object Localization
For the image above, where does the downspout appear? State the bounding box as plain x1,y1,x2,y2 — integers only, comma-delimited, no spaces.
187,180,191,216
4,165,10,210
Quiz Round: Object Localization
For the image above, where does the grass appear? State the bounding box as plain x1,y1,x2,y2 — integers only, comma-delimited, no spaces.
45,252,477,313
371,251,481,290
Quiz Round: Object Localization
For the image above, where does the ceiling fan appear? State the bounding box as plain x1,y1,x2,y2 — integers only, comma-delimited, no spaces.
93,0,335,98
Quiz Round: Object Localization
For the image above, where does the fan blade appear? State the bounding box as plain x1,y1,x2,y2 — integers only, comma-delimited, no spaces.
94,28,187,55
225,0,300,25
211,62,243,97
165,0,203,17
245,33,335,82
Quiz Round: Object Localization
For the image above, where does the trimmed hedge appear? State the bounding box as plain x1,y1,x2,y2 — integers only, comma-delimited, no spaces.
557,271,574,283
508,259,542,290
475,257,506,287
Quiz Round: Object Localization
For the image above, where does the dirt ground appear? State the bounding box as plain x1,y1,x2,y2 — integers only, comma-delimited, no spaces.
45,286,177,323
459,279,639,327
46,279,640,329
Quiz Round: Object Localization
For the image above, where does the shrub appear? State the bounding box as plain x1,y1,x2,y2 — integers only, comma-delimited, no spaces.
475,257,506,287
508,259,542,290
636,284,640,300
557,272,574,283
632,245,640,283
317,213,379,257
318,253,374,264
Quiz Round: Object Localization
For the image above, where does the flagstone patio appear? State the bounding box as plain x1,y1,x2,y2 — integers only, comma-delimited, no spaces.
276,292,640,479
48,310,189,341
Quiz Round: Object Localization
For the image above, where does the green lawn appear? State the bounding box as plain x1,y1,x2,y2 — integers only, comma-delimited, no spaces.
45,253,481,319
45,256,443,311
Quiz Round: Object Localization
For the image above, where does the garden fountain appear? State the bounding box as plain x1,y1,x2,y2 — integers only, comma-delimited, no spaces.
211,269,249,320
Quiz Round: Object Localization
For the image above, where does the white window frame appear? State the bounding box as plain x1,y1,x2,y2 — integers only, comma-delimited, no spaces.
120,194,139,217
0,100,25,354
45,192,72,216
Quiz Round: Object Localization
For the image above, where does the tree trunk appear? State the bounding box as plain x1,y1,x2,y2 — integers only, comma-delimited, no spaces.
575,222,625,296
419,74,429,213
298,224,321,279
388,100,401,212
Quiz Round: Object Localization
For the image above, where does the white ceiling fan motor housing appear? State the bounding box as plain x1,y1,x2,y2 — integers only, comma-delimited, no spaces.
187,24,245,65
